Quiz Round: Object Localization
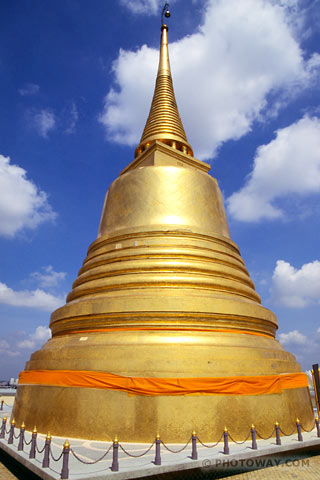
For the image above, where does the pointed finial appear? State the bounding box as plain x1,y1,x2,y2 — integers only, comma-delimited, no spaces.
114,435,118,443
46,432,51,440
64,440,70,449
33,426,37,434
161,3,170,27
21,421,25,429
11,419,15,425
275,421,279,426
192,430,196,436
296,418,300,424
251,424,255,429
135,3,193,158
156,433,160,440
224,426,228,432
3,416,7,422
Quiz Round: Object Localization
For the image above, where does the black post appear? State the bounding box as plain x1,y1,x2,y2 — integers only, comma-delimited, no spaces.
296,419,303,442
111,439,119,472
312,364,320,418
0,400,3,411
0,417,6,439
29,429,37,459
251,425,257,450
60,441,70,479
191,432,197,460
223,428,229,455
155,435,161,465
18,423,25,451
8,420,15,444
275,422,281,445
316,418,320,438
42,434,51,468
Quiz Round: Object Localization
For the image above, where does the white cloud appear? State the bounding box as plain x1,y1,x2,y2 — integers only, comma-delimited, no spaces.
119,0,159,15
18,83,40,96
17,325,51,350
100,45,158,145
0,340,10,351
100,0,320,159
0,154,56,237
271,259,320,308
0,338,20,357
30,265,66,289
32,109,56,138
227,116,320,222
277,327,320,370
278,329,307,345
0,282,64,311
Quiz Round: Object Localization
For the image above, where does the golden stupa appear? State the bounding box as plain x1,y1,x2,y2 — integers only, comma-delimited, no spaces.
13,14,313,442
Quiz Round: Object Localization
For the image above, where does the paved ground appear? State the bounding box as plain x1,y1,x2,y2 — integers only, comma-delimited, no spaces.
222,453,320,479
1,453,320,479
0,462,16,480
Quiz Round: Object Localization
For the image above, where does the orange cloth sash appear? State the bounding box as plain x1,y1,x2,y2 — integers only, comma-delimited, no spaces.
18,370,308,396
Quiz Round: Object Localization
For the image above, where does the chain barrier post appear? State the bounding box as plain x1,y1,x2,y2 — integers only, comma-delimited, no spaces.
296,418,303,441
312,364,320,418
0,416,6,439
191,431,198,460
29,427,37,459
251,424,257,450
42,433,51,468
0,400,3,411
316,418,320,438
60,440,70,479
155,434,161,465
275,422,281,445
18,422,25,451
111,437,119,472
223,427,229,455
8,419,15,444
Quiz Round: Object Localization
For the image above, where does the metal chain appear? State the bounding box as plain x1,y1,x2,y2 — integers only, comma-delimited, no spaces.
197,431,224,448
36,443,46,454
24,438,32,446
255,427,275,440
228,430,251,444
70,445,112,464
119,441,155,457
279,426,296,437
5,427,11,435
300,421,316,433
49,446,64,462
13,431,20,440
161,436,191,453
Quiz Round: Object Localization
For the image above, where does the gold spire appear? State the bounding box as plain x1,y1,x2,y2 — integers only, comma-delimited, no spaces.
135,24,193,158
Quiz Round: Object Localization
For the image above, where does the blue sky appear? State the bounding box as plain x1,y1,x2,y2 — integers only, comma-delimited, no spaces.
0,0,320,379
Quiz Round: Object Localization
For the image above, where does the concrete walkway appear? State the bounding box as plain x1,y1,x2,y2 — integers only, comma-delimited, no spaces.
1,404,320,480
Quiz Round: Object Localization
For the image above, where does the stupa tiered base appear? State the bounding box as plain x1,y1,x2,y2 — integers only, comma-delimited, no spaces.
13,143,313,442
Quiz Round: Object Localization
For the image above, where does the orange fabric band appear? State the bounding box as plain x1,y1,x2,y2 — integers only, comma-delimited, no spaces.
18,370,308,396
56,327,272,339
